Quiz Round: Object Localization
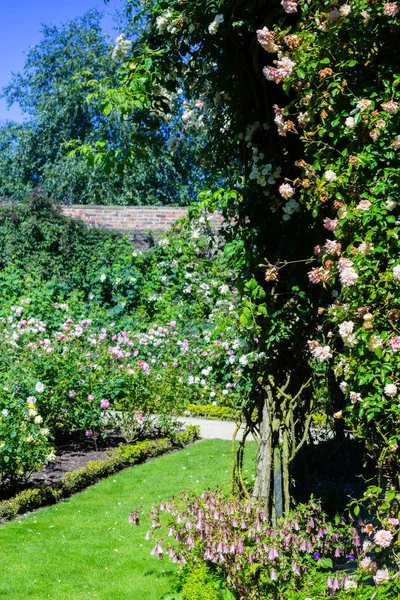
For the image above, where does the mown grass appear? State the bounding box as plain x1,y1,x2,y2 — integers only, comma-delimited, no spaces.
0,439,256,600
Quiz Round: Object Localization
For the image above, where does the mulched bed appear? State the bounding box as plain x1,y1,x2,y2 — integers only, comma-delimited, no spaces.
0,432,127,501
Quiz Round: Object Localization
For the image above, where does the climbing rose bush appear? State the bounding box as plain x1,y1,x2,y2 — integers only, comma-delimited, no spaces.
254,0,400,490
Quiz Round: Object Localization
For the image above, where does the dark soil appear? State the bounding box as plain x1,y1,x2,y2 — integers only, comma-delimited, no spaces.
0,431,127,501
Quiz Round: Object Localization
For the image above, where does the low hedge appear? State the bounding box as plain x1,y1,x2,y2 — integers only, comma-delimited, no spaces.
185,404,329,429
186,404,242,421
0,426,200,524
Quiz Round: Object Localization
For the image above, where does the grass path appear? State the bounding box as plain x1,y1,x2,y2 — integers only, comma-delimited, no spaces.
0,440,256,600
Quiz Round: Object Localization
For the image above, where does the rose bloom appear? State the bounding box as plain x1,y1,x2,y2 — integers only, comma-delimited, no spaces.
339,267,358,286
323,217,338,231
382,100,399,114
357,99,372,111
281,0,298,13
325,239,341,255
370,128,381,142
100,399,110,409
339,3,351,15
345,116,355,128
356,199,371,210
391,135,400,149
383,2,399,16
368,335,383,351
374,529,393,548
386,199,397,210
374,568,390,585
393,265,400,281
388,336,400,352
360,556,373,570
384,383,397,398
279,183,295,199
324,169,337,182
350,391,362,404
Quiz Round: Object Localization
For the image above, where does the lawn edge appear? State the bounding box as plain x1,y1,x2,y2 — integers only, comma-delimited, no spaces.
0,425,200,524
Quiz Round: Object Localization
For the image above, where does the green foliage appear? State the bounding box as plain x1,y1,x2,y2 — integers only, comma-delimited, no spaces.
165,565,228,600
0,10,218,206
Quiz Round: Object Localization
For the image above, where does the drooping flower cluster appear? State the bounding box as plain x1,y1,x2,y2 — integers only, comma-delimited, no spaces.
147,492,357,598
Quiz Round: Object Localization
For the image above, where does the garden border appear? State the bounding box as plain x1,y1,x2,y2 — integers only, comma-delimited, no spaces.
0,426,200,524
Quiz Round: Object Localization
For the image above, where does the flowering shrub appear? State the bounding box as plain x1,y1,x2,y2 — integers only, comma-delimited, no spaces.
255,0,400,489
147,491,364,599
0,382,53,484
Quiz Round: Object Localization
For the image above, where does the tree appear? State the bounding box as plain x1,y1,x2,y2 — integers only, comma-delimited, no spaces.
0,10,215,205
91,0,325,519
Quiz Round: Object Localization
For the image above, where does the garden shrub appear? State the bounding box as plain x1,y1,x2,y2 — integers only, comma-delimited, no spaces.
149,489,400,598
0,382,53,485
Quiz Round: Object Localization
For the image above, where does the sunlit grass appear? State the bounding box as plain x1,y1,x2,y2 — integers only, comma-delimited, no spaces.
0,439,256,600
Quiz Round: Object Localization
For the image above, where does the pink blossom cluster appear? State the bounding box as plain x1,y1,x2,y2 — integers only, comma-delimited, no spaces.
388,336,400,352
256,27,279,53
308,340,332,361
147,492,357,597
324,239,341,256
338,257,358,287
307,267,331,284
263,56,295,83
383,2,399,16
281,0,298,13
279,182,295,199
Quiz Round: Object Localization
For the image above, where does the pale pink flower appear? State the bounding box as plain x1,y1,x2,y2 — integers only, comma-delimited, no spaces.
350,391,362,404
374,530,393,548
345,116,355,128
369,128,381,142
324,169,337,182
355,241,374,254
383,2,399,16
68,390,77,398
263,56,295,83
279,183,295,199
308,340,332,361
256,27,279,53
338,257,354,270
393,265,400,281
382,100,399,114
357,99,372,112
374,568,390,585
307,267,331,284
387,517,399,526
376,119,386,129
388,336,400,352
100,399,110,409
356,199,371,210
339,4,351,16
340,267,358,286
88,394,94,402
281,0,298,12
323,217,338,231
360,556,373,570
324,240,341,255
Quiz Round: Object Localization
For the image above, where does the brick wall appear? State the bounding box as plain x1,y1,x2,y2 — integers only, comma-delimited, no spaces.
61,205,224,233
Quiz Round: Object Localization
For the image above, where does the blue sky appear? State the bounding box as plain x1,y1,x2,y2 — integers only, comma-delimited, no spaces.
0,0,123,122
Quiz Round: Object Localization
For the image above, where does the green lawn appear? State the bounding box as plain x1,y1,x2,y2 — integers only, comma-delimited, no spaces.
0,440,256,600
